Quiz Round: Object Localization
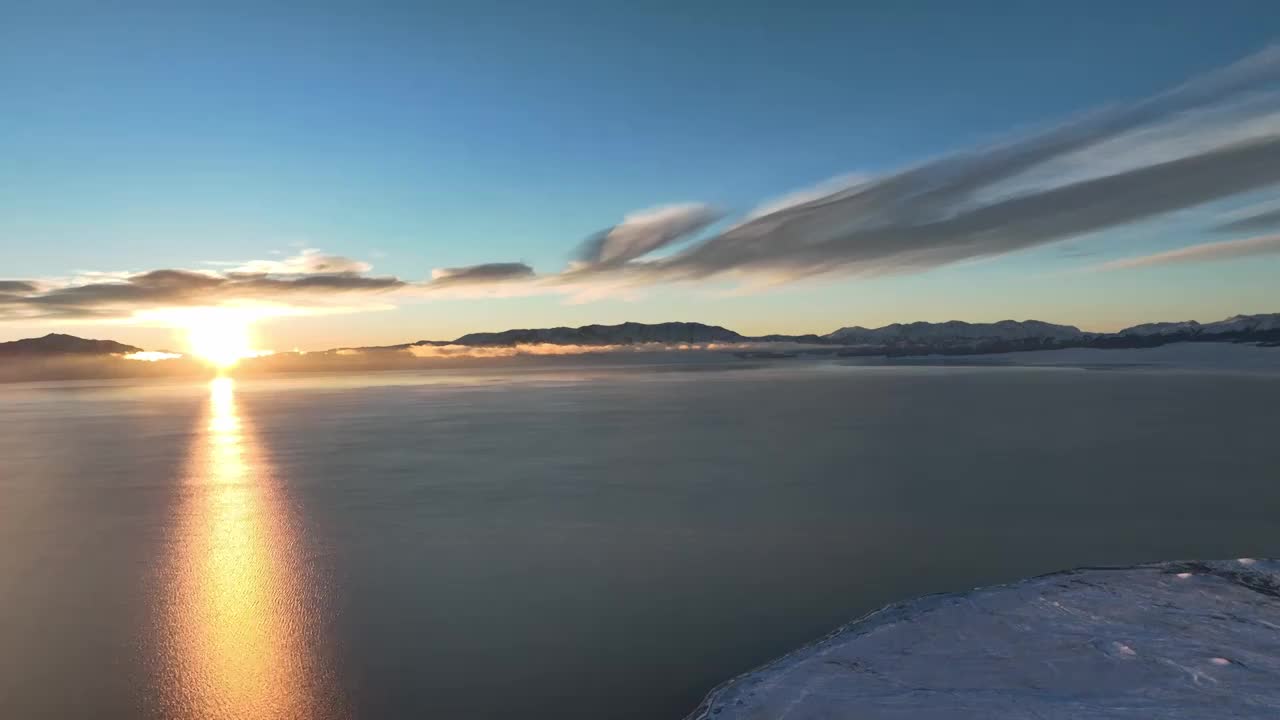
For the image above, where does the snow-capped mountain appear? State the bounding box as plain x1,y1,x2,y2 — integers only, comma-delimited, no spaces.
451,321,745,346
1119,314,1280,338
424,315,1277,355
1203,313,1280,334
820,314,1279,355
825,319,1084,345
1120,320,1204,337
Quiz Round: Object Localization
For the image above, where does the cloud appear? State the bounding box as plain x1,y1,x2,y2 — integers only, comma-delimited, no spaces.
1057,245,1099,259
575,203,720,267
742,174,868,221
673,136,1280,280
544,46,1280,288
1095,234,1280,271
1214,200,1280,233
226,248,373,275
1,265,405,321
11,47,1280,315
0,251,545,322
428,262,535,286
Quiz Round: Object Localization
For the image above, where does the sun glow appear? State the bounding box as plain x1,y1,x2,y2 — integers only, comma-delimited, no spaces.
142,307,275,369
187,315,256,368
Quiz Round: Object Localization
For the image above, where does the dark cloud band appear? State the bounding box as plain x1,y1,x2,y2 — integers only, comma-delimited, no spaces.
0,268,405,320
428,262,535,287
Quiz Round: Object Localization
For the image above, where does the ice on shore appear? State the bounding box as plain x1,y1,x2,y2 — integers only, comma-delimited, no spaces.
997,342,1280,371
687,560,1280,719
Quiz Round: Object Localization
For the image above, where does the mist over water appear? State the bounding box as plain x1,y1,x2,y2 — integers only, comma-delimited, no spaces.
2,361,1279,719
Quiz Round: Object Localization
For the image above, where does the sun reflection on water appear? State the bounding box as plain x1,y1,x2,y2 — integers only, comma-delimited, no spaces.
155,378,337,719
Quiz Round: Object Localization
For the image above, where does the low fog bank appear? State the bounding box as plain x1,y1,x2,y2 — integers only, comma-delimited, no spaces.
859,341,1280,373
0,354,209,384
0,343,824,383
402,340,827,358
5,339,1276,384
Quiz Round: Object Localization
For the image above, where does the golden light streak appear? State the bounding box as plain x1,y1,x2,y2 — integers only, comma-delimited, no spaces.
153,378,338,719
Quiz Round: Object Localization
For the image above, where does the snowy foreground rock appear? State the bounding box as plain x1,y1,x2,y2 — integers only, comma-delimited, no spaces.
687,560,1280,719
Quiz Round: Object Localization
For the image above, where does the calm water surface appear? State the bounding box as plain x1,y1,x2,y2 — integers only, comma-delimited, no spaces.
2,361,1278,718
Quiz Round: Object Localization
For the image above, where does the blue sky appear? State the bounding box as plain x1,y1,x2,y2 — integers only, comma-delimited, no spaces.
3,1,1280,348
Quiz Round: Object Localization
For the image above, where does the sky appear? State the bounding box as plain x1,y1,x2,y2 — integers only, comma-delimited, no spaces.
3,0,1280,351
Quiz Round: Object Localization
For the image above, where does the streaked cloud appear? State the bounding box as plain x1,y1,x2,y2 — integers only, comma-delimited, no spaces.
741,174,867,221
1057,245,1099,259
575,203,720,267
1214,200,1280,233
429,262,535,286
1095,234,1280,271
8,48,1280,318
615,47,1280,284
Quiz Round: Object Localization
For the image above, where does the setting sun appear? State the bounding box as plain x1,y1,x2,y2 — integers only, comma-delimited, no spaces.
188,316,255,368
147,307,274,369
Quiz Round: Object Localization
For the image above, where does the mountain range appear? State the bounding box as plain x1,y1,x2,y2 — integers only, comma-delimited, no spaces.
2,314,1278,360
400,314,1279,356
449,321,745,347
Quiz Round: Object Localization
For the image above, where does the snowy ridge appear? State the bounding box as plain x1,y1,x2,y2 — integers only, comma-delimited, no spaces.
825,319,1084,345
1122,314,1280,338
449,321,743,347
1121,320,1205,337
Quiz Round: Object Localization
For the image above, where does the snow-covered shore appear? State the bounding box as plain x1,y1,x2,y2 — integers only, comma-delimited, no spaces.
688,559,1280,719
873,341,1280,373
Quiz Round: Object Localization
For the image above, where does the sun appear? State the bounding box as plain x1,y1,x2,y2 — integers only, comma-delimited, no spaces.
162,307,273,369
132,306,280,370
187,314,256,369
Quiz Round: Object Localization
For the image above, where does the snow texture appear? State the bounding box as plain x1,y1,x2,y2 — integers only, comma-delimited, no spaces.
688,560,1280,719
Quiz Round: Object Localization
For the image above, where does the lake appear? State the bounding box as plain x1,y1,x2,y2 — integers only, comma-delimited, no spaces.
2,359,1278,718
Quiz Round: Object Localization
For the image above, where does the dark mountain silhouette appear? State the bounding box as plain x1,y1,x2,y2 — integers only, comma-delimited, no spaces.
0,333,141,357
451,321,745,346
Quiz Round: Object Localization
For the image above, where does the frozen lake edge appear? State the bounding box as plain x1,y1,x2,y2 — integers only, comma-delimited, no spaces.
687,559,1280,719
